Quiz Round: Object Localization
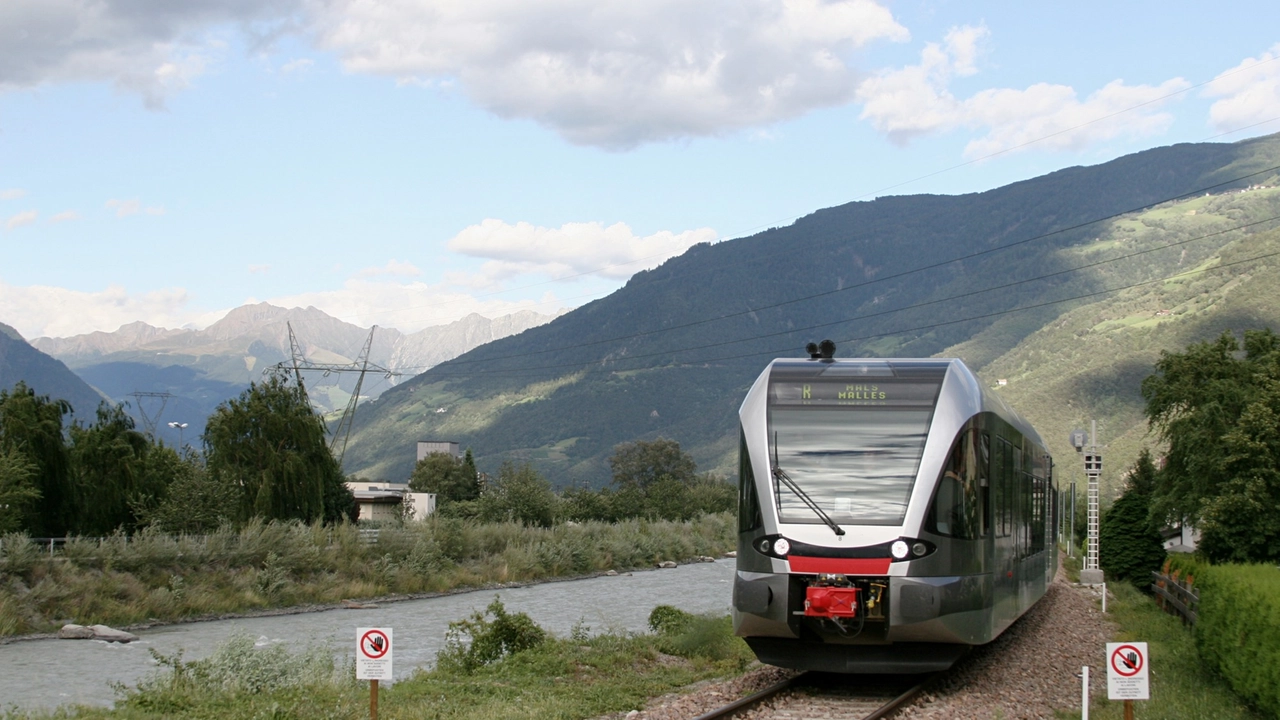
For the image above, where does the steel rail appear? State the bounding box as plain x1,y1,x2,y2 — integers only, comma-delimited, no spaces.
692,671,936,720
690,672,804,720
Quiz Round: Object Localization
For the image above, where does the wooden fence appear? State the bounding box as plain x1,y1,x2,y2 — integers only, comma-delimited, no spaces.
1151,570,1199,626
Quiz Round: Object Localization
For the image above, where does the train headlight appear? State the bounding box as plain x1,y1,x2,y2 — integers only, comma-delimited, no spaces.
758,539,771,554
912,542,928,557
773,538,791,557
890,540,909,559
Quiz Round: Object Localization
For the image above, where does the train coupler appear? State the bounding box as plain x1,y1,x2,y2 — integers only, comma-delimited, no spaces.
804,585,860,619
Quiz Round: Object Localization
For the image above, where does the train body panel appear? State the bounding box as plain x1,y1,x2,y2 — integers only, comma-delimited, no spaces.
733,356,1057,673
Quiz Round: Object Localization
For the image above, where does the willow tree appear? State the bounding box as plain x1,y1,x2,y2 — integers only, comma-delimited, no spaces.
0,382,73,536
204,376,354,524
69,403,157,535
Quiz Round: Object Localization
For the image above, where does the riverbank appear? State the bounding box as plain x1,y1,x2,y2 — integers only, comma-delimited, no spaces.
0,514,735,639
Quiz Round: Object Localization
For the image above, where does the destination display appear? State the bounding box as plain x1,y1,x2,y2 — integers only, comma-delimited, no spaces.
769,379,941,407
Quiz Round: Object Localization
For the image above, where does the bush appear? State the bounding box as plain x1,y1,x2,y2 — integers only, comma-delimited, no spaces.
1192,563,1280,717
648,604,695,634
437,597,547,673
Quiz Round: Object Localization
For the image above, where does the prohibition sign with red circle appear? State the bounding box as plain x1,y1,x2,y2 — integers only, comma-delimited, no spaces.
360,629,390,660
1110,644,1143,677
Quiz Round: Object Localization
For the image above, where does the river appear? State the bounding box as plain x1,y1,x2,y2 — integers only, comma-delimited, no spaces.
0,559,736,712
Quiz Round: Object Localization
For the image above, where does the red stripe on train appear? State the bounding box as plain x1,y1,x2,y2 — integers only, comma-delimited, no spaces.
787,556,891,574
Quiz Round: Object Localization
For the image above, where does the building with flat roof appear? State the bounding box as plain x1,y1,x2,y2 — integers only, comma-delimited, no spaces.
345,480,436,522
417,440,460,461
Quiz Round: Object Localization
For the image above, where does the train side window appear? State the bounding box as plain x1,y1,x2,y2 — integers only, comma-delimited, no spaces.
738,430,763,533
1000,438,1014,537
980,433,991,536
927,429,981,540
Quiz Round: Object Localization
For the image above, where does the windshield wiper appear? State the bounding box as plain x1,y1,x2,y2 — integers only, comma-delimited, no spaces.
772,433,845,537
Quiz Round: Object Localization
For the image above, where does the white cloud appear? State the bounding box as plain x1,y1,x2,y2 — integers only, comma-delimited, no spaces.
49,210,80,223
1206,44,1280,133
308,0,909,148
3,0,909,146
105,198,165,217
248,264,271,274
446,219,718,286
356,259,421,278
0,188,26,201
0,280,222,338
6,210,37,230
0,0,299,108
281,57,313,74
857,25,1189,157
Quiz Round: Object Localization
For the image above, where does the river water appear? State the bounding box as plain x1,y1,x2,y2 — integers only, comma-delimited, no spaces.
0,559,736,712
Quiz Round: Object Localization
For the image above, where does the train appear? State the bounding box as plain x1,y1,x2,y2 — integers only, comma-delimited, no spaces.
733,342,1057,673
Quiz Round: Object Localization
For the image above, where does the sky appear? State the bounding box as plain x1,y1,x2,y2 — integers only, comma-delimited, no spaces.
2,1,1279,340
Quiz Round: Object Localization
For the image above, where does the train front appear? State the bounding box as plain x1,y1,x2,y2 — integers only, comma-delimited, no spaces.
733,355,982,673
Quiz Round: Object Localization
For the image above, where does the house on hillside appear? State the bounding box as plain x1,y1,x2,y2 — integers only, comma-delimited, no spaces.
346,480,435,522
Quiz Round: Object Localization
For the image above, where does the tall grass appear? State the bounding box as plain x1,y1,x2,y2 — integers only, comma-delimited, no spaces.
0,514,735,636
5,600,751,719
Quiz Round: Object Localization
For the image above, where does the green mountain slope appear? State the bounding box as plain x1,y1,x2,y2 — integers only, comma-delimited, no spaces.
344,134,1280,487
957,183,1280,499
0,322,109,420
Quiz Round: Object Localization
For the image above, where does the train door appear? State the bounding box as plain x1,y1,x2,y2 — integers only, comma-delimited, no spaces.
992,434,1016,631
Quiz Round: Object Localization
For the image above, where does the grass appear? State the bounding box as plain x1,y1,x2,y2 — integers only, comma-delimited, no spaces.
0,514,736,637
3,607,754,719
1056,581,1267,720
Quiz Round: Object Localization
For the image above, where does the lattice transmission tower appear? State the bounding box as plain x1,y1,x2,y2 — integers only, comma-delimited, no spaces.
268,322,400,465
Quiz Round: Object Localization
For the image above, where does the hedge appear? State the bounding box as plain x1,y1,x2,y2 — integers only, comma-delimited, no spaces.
1167,556,1280,717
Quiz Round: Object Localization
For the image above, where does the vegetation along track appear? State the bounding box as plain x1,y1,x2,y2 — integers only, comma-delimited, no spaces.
694,672,935,720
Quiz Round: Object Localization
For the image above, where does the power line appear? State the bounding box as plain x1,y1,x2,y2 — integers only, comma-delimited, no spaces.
317,57,1280,331
395,164,1280,372
416,211,1280,379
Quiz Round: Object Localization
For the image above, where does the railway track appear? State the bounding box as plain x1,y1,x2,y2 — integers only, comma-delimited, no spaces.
693,672,935,720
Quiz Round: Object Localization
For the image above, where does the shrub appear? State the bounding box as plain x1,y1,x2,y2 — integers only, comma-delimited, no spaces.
436,597,548,673
1191,562,1280,717
648,604,695,634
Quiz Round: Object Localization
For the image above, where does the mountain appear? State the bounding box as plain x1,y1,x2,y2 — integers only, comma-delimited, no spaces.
341,133,1280,489
0,322,109,420
33,305,560,447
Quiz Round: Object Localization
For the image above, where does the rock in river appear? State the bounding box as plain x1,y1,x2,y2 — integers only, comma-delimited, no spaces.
89,625,139,643
57,624,95,640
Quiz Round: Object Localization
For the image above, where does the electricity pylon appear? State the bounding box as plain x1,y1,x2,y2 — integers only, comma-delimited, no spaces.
268,322,399,465
128,391,173,436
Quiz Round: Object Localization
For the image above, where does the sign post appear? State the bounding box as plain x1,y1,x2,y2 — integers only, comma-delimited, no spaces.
1106,641,1149,720
357,628,393,720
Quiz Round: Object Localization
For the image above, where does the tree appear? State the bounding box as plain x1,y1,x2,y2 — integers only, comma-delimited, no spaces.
0,382,73,536
409,452,479,504
1099,449,1166,587
609,438,697,491
0,449,40,534
1141,329,1280,563
68,403,158,535
204,376,354,524
479,461,557,527
138,450,239,534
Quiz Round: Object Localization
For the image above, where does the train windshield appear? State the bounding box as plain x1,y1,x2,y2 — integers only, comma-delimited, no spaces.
767,362,945,526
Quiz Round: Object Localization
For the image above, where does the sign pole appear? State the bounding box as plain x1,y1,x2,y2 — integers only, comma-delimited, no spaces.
1124,698,1133,720
357,627,393,720
1081,665,1090,720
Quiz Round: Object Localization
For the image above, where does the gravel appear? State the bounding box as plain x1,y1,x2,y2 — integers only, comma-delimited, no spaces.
603,559,1114,720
